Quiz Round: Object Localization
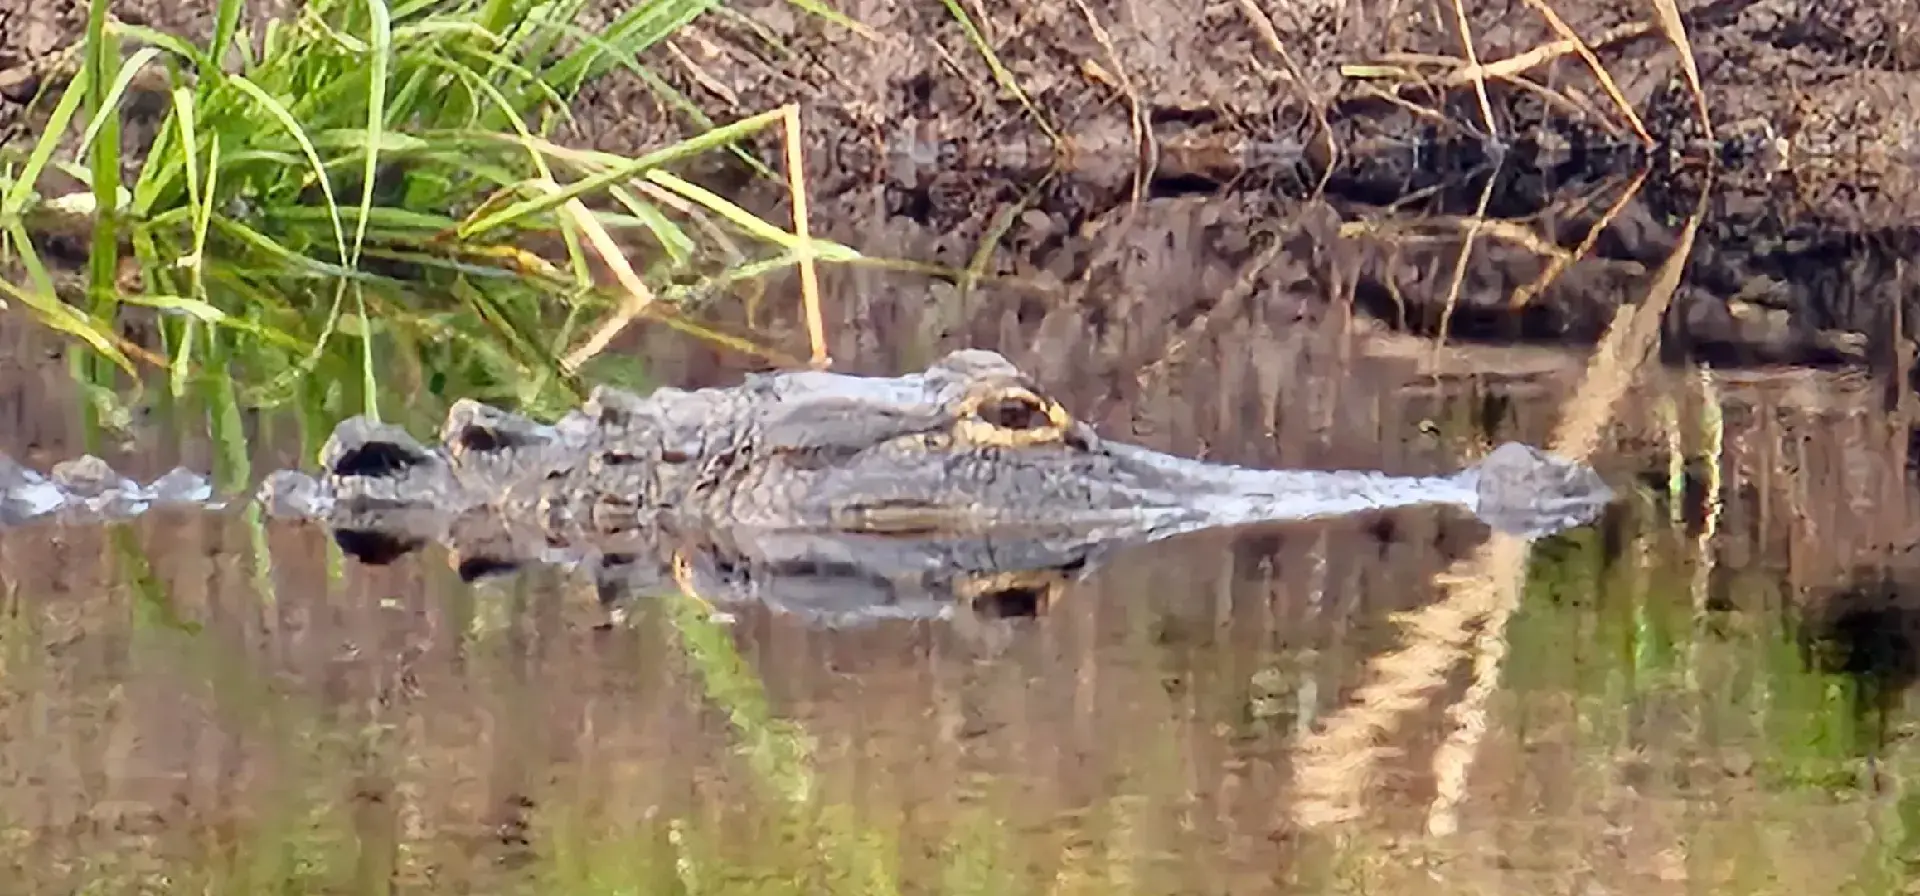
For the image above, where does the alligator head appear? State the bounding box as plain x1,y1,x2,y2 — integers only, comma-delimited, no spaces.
235,349,1617,548
699,349,1614,540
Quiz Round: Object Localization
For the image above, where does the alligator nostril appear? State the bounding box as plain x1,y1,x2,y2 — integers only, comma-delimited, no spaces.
332,442,426,477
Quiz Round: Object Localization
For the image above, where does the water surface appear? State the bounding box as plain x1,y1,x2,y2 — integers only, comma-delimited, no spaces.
0,176,1914,895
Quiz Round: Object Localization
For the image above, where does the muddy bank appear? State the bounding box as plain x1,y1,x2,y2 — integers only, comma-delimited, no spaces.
6,0,1918,208
558,0,1920,382
563,0,1920,209
5,1,1920,405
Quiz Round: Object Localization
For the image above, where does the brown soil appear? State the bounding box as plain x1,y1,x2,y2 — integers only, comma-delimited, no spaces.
573,0,1920,379
5,0,1916,207
2,0,1918,382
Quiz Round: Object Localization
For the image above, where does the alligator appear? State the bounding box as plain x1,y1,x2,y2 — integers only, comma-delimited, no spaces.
0,349,1614,622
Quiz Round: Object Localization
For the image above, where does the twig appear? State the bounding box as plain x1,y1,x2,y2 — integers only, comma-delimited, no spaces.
1233,0,1339,184
1436,21,1657,89
780,103,830,368
1345,21,1660,104
556,177,660,371
1650,0,1713,141
1509,166,1649,308
1446,0,1499,140
1429,158,1502,367
1517,0,1652,145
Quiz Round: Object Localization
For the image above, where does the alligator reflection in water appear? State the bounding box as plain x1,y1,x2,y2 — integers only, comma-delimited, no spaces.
0,350,1614,624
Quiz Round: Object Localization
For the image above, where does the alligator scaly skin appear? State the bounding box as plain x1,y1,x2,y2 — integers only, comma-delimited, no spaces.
0,350,1614,623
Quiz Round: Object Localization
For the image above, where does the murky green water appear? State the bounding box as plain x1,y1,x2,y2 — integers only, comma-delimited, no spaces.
2,177,1918,895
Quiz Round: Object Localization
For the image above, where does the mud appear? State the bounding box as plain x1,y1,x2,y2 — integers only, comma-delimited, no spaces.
581,0,1920,379
3,0,1919,381
7,0,1919,207
565,0,1920,203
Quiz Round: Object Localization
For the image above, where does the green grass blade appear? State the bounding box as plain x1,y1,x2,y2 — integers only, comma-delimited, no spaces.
608,186,695,267
192,131,221,290
3,220,62,299
108,21,211,67
210,0,245,81
72,47,162,170
457,107,786,237
0,66,92,217
223,73,350,266
0,280,139,376
171,318,198,397
643,169,860,260
172,88,202,266
350,0,392,269
352,282,380,420
545,22,776,179
205,215,374,280
546,0,723,90
80,0,127,428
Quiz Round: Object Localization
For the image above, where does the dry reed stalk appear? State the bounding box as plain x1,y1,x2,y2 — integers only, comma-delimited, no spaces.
1683,366,1724,690
1508,166,1650,308
1341,216,1577,264
1423,555,1522,837
1066,0,1152,216
1428,161,1501,368
1342,20,1659,147
550,176,660,372
1446,0,1499,139
780,104,831,369
1289,178,1710,832
1649,0,1713,142
1517,0,1653,144
1233,0,1340,183
1433,20,1657,89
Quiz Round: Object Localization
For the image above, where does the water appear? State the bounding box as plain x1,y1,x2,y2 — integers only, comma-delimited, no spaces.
1,173,1916,894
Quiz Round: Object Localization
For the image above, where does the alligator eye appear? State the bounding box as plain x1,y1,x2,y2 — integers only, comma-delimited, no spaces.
969,387,1067,430
956,387,1071,447
976,395,1049,430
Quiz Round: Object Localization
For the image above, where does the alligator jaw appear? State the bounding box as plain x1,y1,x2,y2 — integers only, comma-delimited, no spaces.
820,434,1612,540
1078,439,1612,538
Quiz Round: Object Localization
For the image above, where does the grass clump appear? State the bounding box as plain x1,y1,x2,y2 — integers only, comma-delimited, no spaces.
0,0,858,438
